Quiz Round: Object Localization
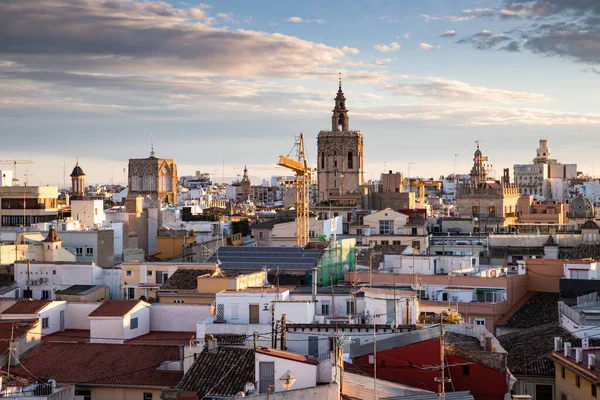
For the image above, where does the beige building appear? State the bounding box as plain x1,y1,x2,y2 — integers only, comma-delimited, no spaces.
517,196,568,224
55,284,109,302
121,261,219,300
251,216,341,247
317,81,364,202
359,208,429,251
0,185,58,227
0,228,77,265
158,269,267,304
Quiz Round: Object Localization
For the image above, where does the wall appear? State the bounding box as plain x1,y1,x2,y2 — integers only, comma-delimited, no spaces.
90,318,125,343
149,304,211,332
39,301,67,336
71,200,105,228
243,382,339,400
65,302,99,330
216,291,287,324
123,306,150,340
272,301,314,325
158,293,215,305
198,323,273,348
255,352,317,393
362,289,418,325
554,360,598,400
89,386,162,400
290,292,358,319
388,255,477,275
524,259,563,292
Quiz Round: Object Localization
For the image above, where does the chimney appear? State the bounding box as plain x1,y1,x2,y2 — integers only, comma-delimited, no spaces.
583,338,590,350
575,347,583,363
554,337,563,352
589,353,596,370
564,342,572,357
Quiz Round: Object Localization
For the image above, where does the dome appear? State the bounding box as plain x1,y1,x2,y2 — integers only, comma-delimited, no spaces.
568,194,595,219
70,164,85,177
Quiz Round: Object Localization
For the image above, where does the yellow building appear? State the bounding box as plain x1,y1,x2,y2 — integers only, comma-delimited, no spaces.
153,228,196,260
552,341,600,400
158,269,267,305
358,208,429,251
121,262,219,300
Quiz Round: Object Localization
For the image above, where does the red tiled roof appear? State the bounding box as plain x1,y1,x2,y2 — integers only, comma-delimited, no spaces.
12,342,183,387
255,347,319,365
2,300,52,315
0,320,37,355
42,329,91,343
88,300,145,317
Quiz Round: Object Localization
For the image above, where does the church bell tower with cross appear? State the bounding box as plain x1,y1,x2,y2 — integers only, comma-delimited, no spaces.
317,74,364,202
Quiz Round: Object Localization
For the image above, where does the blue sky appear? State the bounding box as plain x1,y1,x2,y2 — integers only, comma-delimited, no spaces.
1,0,600,185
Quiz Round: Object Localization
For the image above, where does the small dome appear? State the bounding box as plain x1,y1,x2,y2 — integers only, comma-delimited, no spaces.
70,164,85,177
568,194,595,219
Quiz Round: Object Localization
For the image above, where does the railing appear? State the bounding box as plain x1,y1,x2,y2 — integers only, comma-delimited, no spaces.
316,352,331,361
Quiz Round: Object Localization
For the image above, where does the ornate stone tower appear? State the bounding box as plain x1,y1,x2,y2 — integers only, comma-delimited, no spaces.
469,142,488,188
240,165,251,201
317,78,364,202
534,139,551,164
127,147,178,205
70,158,86,200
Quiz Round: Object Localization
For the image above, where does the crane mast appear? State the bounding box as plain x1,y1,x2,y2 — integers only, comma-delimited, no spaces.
277,134,311,248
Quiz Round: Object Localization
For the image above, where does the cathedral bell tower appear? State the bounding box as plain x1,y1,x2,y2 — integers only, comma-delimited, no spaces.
317,77,364,202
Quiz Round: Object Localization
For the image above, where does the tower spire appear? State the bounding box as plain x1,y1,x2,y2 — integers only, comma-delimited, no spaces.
150,134,155,158
338,72,342,89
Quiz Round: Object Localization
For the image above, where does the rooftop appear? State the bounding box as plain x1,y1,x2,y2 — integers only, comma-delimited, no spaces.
178,347,255,398
42,329,90,343
125,331,195,346
251,218,294,230
206,246,323,271
55,285,104,296
497,292,559,328
160,269,216,290
2,300,52,315
223,286,294,294
567,244,600,260
0,320,37,355
88,300,146,317
12,342,183,387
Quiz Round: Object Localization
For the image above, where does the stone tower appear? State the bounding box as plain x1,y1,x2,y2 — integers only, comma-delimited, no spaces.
534,139,551,164
240,165,251,201
469,142,487,188
317,79,364,202
42,226,64,262
70,158,86,200
127,147,178,205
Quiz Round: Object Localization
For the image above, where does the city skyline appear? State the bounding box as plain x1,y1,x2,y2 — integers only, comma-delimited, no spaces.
1,0,599,185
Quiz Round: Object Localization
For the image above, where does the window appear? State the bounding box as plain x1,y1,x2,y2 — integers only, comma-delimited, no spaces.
560,393,566,400
474,318,486,326
321,302,330,315
52,270,56,275
393,241,401,245
348,152,353,169
462,365,470,376
75,390,91,400
126,270,132,277
259,231,264,239
561,366,565,379
321,152,325,169
76,247,83,256
147,270,152,276
231,304,239,320
144,393,153,400
489,205,496,216
472,206,480,216
41,290,50,299
130,317,138,330
173,300,184,304
593,384,598,398
346,300,355,315
381,240,389,245
155,271,168,284
379,220,394,235
42,317,49,329
412,241,420,250
576,375,580,388
127,287,135,299
86,248,93,256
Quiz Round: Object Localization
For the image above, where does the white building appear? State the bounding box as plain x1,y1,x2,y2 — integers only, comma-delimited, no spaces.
0,300,67,336
361,287,419,326
71,199,105,228
215,287,291,325
89,299,150,344
385,254,478,275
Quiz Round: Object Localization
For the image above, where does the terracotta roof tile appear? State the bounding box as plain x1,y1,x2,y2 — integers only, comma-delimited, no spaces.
88,300,145,317
0,320,37,355
12,342,182,387
178,347,254,397
2,300,52,315
499,292,559,328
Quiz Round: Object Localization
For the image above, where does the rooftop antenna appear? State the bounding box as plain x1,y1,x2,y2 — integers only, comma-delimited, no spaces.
475,140,480,149
150,134,155,157
338,71,342,89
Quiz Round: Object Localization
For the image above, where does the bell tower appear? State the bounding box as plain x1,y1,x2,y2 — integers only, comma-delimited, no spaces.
331,75,349,132
70,157,86,200
317,77,364,202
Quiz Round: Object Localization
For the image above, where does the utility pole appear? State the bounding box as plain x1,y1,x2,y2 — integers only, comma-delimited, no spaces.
280,314,287,350
274,320,280,350
434,323,450,399
7,321,14,378
271,304,276,348
253,331,258,349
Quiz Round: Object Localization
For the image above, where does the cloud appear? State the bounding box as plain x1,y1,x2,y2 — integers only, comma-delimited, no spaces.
419,43,435,50
583,67,600,75
354,104,600,126
374,42,401,52
382,77,552,104
216,12,237,24
286,16,324,24
342,46,360,55
441,30,456,37
501,41,521,52
380,16,399,23
375,58,392,67
458,30,511,50
403,32,411,39
419,13,475,22
0,2,351,79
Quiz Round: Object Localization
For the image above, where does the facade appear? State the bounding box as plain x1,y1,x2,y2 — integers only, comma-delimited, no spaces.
360,208,429,251
317,81,364,202
514,139,577,201
127,150,177,205
88,299,150,344
552,338,600,400
70,199,105,228
517,196,567,225
0,186,58,227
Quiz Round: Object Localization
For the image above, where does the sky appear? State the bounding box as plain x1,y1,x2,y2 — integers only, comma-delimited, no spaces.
1,0,600,186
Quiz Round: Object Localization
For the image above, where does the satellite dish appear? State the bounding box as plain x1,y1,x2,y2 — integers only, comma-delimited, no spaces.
278,370,297,390
244,382,255,393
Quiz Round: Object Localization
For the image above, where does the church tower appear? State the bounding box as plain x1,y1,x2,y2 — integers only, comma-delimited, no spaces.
317,78,364,202
70,158,86,200
240,165,252,201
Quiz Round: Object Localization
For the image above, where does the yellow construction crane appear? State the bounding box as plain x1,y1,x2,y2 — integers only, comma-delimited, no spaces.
411,180,442,204
277,134,311,248
0,160,34,183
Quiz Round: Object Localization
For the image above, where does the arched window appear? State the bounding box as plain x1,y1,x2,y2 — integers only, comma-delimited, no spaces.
348,152,353,169
321,152,325,169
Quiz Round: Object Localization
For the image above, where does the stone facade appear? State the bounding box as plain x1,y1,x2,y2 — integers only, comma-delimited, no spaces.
128,152,177,204
317,82,364,202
